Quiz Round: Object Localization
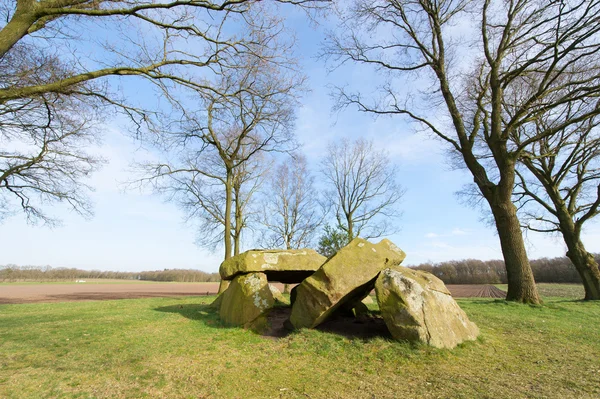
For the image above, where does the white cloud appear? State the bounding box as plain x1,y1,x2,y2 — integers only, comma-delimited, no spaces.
376,129,446,166
429,241,453,250
424,228,469,239
0,127,225,273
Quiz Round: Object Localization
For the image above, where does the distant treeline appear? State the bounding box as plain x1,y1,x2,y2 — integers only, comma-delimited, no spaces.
2,254,596,284
0,265,220,283
411,255,600,285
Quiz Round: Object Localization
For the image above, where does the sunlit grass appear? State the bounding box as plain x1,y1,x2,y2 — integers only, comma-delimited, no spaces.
0,291,598,398
495,283,586,299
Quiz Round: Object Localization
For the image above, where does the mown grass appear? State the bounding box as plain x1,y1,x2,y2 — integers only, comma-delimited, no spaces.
0,290,599,398
496,283,586,299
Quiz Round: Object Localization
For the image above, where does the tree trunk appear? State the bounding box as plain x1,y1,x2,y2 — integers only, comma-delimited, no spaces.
233,186,242,256
218,169,234,295
560,223,600,301
224,169,233,261
490,199,541,304
233,232,240,256
0,1,37,59
347,214,354,241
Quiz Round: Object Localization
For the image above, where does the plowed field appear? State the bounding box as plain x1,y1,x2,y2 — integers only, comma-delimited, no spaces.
0,283,505,304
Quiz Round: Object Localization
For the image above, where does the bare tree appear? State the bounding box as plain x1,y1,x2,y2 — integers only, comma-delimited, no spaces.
324,0,600,304
232,154,269,256
136,20,303,292
320,138,403,241
514,113,600,300
168,44,301,261
141,150,267,255
0,1,327,224
0,0,327,105
148,151,229,252
260,154,323,250
0,47,104,224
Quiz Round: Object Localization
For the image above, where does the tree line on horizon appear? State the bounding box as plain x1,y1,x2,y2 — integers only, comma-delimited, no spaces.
2,253,595,285
2,1,600,302
0,265,220,283
412,256,598,286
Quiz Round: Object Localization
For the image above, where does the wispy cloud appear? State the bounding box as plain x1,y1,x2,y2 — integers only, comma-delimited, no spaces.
430,241,453,249
425,228,470,239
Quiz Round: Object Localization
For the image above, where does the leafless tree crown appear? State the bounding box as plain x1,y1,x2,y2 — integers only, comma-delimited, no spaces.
515,117,600,235
318,0,600,303
1,0,326,225
0,46,104,224
260,154,323,249
133,11,305,259
321,138,403,240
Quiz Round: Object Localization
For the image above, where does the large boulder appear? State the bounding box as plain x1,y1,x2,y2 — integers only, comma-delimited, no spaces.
219,249,326,284
289,238,406,329
375,267,480,349
219,272,274,329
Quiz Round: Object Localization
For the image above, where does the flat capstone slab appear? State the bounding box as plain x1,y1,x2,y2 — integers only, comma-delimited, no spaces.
219,249,326,284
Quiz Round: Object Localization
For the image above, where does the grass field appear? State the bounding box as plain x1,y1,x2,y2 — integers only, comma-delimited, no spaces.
496,283,586,299
1,284,599,399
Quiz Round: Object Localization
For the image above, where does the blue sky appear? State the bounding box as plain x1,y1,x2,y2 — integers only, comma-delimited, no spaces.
2,4,600,272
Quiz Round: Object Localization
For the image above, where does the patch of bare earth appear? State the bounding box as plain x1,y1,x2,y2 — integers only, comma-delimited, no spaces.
0,283,220,304
0,283,505,304
448,284,506,298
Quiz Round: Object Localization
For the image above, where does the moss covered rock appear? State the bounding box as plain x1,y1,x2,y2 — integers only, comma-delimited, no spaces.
219,249,325,283
361,295,374,305
208,292,224,310
219,272,274,328
269,284,289,305
352,301,370,317
289,238,406,329
375,267,479,349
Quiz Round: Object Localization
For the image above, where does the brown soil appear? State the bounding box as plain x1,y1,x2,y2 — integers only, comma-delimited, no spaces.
447,284,506,298
0,282,220,305
0,283,505,305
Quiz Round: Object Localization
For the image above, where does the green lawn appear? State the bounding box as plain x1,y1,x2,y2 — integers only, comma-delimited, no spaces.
0,289,599,398
496,283,586,299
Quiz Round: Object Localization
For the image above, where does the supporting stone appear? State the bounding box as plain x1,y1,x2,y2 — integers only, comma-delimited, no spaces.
290,238,406,329
219,272,274,329
375,267,479,349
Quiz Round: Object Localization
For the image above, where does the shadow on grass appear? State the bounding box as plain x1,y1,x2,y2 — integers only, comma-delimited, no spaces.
316,313,392,341
154,302,294,338
154,302,393,341
155,303,223,326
